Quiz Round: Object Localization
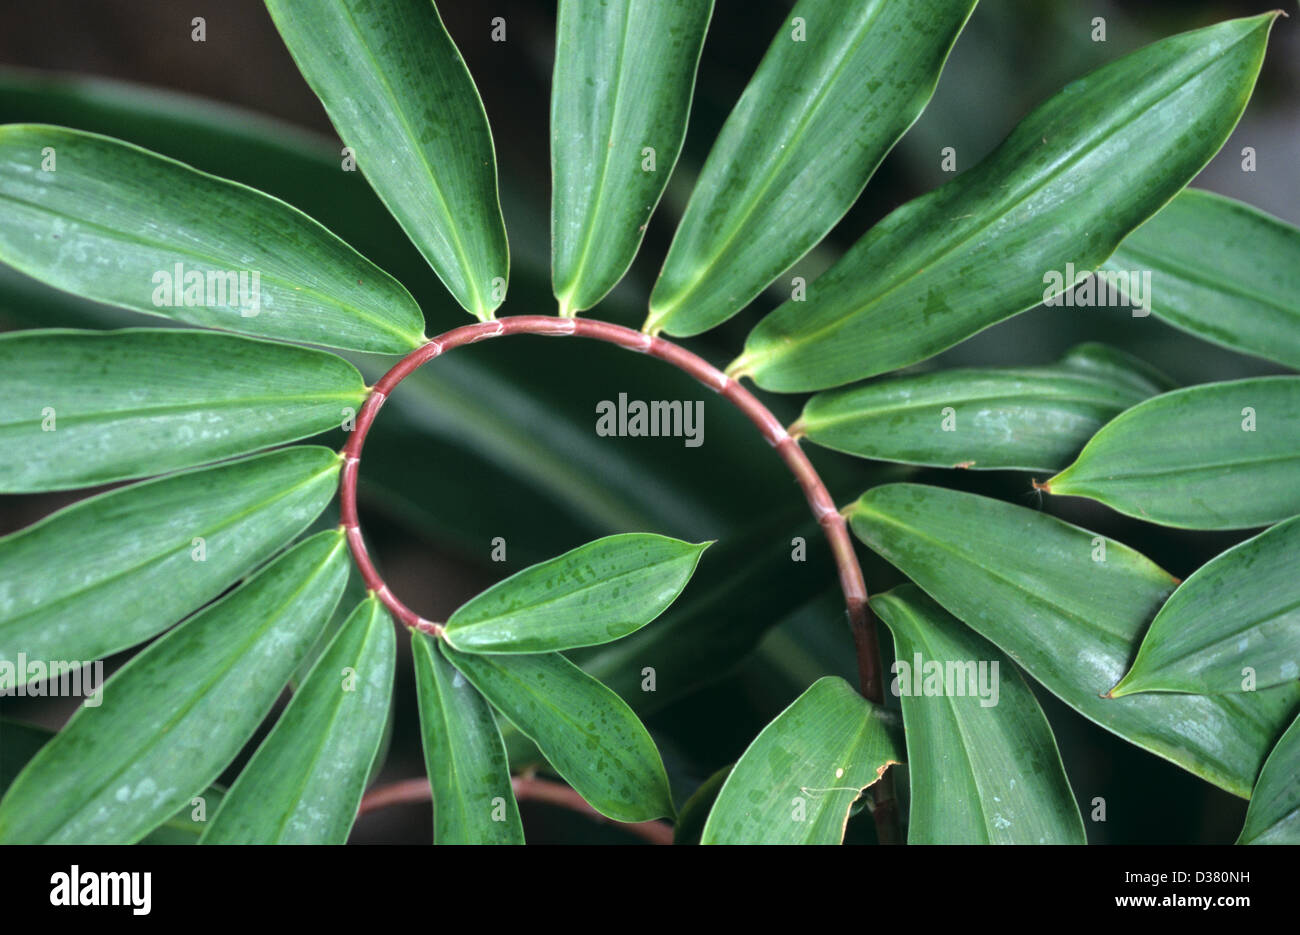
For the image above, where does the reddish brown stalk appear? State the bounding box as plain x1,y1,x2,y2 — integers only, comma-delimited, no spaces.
356,776,675,845
339,314,898,843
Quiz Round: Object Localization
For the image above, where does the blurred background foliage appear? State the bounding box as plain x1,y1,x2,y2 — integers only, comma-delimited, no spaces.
0,0,1295,843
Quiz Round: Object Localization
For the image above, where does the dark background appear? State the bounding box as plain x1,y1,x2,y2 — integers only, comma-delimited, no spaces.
0,0,1296,844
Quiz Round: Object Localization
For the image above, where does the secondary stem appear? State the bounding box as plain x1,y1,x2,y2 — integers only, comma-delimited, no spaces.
339,315,898,843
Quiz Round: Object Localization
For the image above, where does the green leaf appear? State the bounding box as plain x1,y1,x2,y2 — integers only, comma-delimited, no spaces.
798,343,1169,472
1104,189,1300,370
673,765,731,845
443,534,710,654
871,586,1085,844
1238,713,1300,844
552,0,712,315
412,633,523,844
0,447,341,682
0,124,425,352
265,0,508,318
0,530,349,844
646,0,976,336
0,328,365,492
1047,376,1300,529
734,13,1279,391
140,788,227,845
700,676,902,844
847,483,1300,798
200,596,395,844
1111,515,1300,697
440,644,673,823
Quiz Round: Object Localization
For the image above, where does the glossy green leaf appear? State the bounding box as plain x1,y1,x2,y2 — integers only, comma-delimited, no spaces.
412,633,523,844
798,343,1169,472
0,329,365,492
552,0,712,314
734,13,1278,391
1238,714,1300,844
1048,376,1300,529
701,676,902,844
847,483,1300,797
0,124,425,352
201,596,395,844
0,447,340,682
871,586,1085,844
0,530,349,844
646,0,976,336
1104,189,1300,370
441,644,673,823
1111,515,1300,697
265,0,508,317
444,534,709,654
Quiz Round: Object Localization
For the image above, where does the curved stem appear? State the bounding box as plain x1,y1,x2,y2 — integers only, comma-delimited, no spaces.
338,315,897,841
357,775,675,845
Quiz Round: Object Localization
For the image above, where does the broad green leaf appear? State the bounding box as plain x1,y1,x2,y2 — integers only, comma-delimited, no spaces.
441,644,673,823
1104,189,1300,370
552,0,712,314
646,0,976,336
412,633,523,844
0,447,340,682
733,14,1279,391
1238,714,1300,844
871,586,1085,844
1111,515,1300,697
0,329,365,492
798,343,1169,472
700,676,902,844
0,125,425,352
0,530,349,844
847,483,1300,797
1047,376,1300,529
201,596,396,844
265,0,508,318
443,534,709,654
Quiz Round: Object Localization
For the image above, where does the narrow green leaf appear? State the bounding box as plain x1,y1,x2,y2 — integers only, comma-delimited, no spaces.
0,125,425,352
700,676,902,844
0,447,341,681
265,0,508,318
201,596,396,844
847,483,1300,798
1111,515,1300,697
799,343,1168,472
441,644,673,823
0,329,365,492
552,0,712,314
1238,714,1300,844
412,633,523,844
871,586,1085,844
673,765,731,845
1104,189,1300,370
443,534,710,654
1048,376,1300,529
0,530,349,843
646,0,976,336
735,14,1279,391
140,788,227,845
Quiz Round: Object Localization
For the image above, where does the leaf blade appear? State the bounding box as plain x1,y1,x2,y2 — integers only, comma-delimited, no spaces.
647,0,976,336
736,13,1279,391
0,124,425,352
552,0,713,314
1238,713,1300,844
200,596,396,844
265,0,508,317
0,530,349,844
444,534,709,654
871,586,1085,844
700,676,901,844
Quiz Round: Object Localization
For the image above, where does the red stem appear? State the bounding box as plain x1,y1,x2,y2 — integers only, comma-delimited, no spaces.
339,315,897,842
356,775,675,845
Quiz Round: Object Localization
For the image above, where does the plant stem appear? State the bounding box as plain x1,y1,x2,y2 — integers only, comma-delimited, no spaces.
338,315,898,843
